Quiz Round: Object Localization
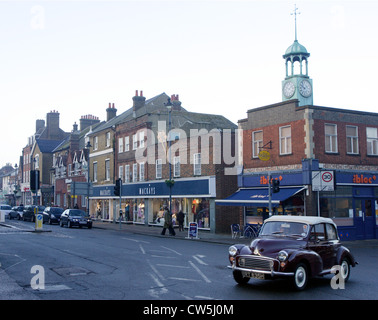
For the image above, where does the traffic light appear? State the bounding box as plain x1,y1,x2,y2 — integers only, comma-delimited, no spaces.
30,170,40,192
114,178,122,196
272,178,280,193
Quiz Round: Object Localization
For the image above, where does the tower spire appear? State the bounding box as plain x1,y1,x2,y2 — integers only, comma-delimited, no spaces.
291,4,300,41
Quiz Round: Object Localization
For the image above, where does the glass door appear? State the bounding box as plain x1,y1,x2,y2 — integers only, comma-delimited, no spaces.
355,199,376,239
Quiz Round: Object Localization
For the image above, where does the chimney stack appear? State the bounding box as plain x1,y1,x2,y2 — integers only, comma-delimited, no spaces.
46,110,60,140
106,102,117,121
132,90,146,116
80,114,100,131
170,94,182,111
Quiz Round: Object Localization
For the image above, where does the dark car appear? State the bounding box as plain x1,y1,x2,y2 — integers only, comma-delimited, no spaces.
43,207,64,224
23,205,47,222
60,209,92,229
9,206,24,220
228,216,358,291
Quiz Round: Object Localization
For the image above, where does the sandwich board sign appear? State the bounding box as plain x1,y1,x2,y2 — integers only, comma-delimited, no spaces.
186,222,199,239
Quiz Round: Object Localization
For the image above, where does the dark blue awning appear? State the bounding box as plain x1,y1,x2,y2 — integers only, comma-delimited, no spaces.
215,187,305,207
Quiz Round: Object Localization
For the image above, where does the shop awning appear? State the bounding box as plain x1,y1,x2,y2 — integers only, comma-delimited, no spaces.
215,187,305,207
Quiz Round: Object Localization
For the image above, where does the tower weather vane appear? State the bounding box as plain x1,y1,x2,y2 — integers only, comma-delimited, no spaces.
291,4,301,41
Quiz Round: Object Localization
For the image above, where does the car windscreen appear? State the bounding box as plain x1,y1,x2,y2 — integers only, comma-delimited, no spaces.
260,221,309,238
51,208,64,214
69,210,86,217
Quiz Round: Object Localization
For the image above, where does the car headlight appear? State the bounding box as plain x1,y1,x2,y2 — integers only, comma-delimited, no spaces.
229,246,238,256
278,250,288,262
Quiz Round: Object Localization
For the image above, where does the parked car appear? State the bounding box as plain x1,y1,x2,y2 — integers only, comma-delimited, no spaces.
60,209,92,229
228,215,358,291
43,207,64,224
23,205,47,222
0,204,12,220
9,206,24,220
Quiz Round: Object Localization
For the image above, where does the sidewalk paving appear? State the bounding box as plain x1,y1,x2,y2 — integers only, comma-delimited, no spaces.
92,220,251,246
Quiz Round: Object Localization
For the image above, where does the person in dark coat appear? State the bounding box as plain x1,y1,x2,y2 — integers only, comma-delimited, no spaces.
161,206,176,236
177,210,184,232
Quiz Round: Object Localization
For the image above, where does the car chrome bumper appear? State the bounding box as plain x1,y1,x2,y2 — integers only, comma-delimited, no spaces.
228,265,294,277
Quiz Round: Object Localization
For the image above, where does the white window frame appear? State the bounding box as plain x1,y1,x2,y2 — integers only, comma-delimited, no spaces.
325,123,338,153
133,163,138,182
367,127,378,156
174,156,180,177
156,159,162,179
132,134,138,150
125,165,130,183
252,130,263,158
106,132,111,148
139,162,145,181
105,159,110,181
119,165,124,180
346,125,359,154
125,136,130,152
118,137,124,153
93,162,98,182
193,153,201,176
279,125,292,155
94,136,98,151
139,131,145,148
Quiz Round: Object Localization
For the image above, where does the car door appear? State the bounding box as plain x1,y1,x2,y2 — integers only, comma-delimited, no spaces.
308,223,335,271
60,210,69,225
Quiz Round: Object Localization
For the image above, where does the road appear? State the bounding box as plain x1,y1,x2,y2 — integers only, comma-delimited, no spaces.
1,219,377,302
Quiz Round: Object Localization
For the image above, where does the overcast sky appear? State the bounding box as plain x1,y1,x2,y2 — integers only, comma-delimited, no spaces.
1,0,377,168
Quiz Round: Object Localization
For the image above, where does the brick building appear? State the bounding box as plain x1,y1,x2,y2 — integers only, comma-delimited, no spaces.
217,29,378,240
88,91,239,233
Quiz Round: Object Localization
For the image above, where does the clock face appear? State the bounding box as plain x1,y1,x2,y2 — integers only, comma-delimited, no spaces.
283,81,295,98
299,79,312,98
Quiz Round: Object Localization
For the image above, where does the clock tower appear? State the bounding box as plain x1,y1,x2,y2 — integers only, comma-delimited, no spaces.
282,5,313,106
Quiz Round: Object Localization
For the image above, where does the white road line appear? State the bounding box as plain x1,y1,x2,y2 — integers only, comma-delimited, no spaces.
122,237,150,244
169,277,201,282
147,259,165,281
161,246,182,256
139,244,146,254
189,261,211,283
192,255,208,265
156,264,190,269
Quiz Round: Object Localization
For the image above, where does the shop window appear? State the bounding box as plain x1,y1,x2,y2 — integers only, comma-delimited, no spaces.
320,197,352,219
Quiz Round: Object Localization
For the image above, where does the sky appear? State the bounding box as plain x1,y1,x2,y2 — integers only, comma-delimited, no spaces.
0,0,377,168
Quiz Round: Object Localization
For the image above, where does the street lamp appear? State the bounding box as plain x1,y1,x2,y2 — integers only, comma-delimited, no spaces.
164,98,173,214
85,140,92,216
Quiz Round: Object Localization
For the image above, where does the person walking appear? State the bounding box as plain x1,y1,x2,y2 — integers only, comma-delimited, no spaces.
161,206,175,236
177,210,184,232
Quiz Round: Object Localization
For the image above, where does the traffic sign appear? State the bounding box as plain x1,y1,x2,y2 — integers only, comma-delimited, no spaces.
312,171,335,191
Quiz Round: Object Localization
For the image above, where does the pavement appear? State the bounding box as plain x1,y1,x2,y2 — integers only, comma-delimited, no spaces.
91,220,250,246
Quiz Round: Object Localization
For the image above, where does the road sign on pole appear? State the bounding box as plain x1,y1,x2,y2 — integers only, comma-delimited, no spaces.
312,171,335,191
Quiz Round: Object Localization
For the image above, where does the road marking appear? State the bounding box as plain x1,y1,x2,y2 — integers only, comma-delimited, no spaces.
139,244,146,254
122,237,150,244
161,246,182,256
156,264,190,269
169,277,201,282
189,261,211,283
193,255,208,265
147,259,165,281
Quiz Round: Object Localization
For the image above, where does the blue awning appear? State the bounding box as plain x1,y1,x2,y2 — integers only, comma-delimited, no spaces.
215,187,305,207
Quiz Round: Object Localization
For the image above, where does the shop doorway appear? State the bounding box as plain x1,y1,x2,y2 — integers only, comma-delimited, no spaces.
355,199,376,239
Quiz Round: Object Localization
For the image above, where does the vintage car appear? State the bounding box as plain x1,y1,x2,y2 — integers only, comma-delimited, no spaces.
228,216,358,290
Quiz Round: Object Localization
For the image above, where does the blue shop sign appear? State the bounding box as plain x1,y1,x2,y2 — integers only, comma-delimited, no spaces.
92,178,214,198
241,172,303,188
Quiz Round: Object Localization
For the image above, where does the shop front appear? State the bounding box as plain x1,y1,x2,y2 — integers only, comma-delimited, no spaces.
216,171,306,224
318,172,378,241
91,176,216,231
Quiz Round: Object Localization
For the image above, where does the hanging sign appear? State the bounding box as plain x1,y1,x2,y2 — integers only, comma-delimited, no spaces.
258,150,271,161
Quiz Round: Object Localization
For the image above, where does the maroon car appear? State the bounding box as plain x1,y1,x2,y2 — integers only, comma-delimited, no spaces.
228,216,358,290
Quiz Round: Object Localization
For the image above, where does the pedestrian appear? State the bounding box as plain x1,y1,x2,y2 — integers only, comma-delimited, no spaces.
161,206,176,236
177,210,184,232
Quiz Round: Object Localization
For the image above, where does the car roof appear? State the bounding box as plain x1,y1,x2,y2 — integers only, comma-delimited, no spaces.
265,215,336,226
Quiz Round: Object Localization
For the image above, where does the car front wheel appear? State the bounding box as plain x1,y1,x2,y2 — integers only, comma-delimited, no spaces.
293,263,308,291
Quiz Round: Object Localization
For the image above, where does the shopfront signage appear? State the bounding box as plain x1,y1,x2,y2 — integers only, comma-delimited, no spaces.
258,150,271,161
138,186,156,195
352,174,376,184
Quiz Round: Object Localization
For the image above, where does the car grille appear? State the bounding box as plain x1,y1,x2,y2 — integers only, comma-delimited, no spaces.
237,256,274,271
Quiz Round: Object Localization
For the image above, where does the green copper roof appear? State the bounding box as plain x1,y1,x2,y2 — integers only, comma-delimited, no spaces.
283,40,310,58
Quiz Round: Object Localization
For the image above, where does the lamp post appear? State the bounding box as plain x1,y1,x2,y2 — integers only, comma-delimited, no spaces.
85,140,92,216
165,98,173,214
